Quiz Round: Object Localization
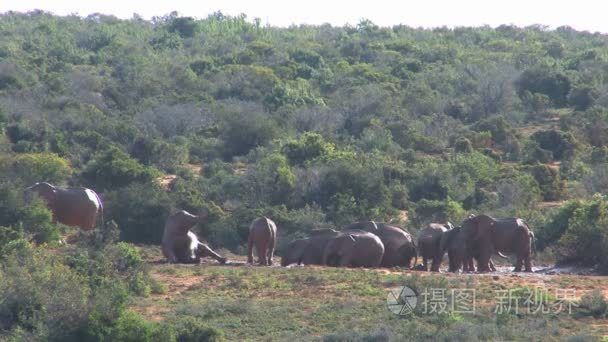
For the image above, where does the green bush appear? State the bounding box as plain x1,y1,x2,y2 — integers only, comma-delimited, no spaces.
21,200,61,244
454,137,473,153
81,146,160,192
105,183,173,244
282,132,335,165
0,243,91,340
526,163,564,201
171,316,225,342
536,200,582,250
108,311,174,342
554,196,608,267
578,289,608,318
0,153,71,186
530,129,577,161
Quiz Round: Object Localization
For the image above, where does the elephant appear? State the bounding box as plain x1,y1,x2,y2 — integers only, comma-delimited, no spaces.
344,221,417,268
323,230,385,268
281,229,340,267
161,210,226,264
461,214,534,272
248,216,277,266
24,182,103,231
438,226,498,272
417,222,453,271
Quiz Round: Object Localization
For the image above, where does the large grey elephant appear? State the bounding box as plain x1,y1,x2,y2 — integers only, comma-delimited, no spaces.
417,222,453,271
438,226,498,272
323,230,385,268
461,215,534,272
161,210,226,264
344,221,417,268
248,216,277,266
24,182,103,231
281,229,340,267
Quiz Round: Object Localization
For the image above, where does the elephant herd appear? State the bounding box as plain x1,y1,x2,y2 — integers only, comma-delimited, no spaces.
23,182,535,273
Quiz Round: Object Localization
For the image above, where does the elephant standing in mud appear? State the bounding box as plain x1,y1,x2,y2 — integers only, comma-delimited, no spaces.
281,229,340,267
248,216,277,266
323,230,385,268
24,182,103,231
461,215,534,272
344,221,417,268
161,210,226,264
438,226,498,272
417,222,453,271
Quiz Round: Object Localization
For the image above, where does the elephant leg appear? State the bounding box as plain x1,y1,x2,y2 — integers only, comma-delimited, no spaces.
267,238,276,266
422,257,428,271
247,236,254,264
514,256,523,272
477,252,491,273
430,258,440,272
524,254,533,272
257,241,268,265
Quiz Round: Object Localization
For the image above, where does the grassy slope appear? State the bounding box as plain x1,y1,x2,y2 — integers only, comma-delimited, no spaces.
132,248,608,341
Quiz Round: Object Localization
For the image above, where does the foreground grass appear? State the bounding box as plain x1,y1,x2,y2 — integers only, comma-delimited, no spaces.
130,258,608,341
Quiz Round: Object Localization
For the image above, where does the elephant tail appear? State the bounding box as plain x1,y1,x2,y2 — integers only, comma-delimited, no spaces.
93,190,104,228
530,231,537,256
520,219,536,256
411,239,418,268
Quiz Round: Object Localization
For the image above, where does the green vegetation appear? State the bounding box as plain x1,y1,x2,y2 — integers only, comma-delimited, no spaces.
0,10,608,340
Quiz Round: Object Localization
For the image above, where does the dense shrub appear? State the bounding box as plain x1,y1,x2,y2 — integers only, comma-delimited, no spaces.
578,290,608,318
170,316,225,342
530,129,577,161
80,146,160,192
454,137,473,153
526,163,564,201
516,66,571,106
0,153,71,186
0,241,155,340
105,183,173,244
549,196,608,267
282,132,335,166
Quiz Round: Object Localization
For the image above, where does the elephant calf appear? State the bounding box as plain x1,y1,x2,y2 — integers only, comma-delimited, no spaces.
248,216,277,266
24,182,103,231
323,230,385,268
418,222,453,271
162,210,226,264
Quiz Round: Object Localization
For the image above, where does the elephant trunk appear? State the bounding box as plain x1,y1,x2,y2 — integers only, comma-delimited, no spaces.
198,243,226,264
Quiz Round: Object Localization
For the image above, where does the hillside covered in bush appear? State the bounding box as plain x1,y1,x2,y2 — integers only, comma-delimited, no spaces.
1,10,608,339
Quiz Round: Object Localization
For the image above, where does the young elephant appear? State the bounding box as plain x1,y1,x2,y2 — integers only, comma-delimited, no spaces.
24,182,103,231
323,230,385,268
161,210,226,264
418,222,453,271
248,216,277,266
